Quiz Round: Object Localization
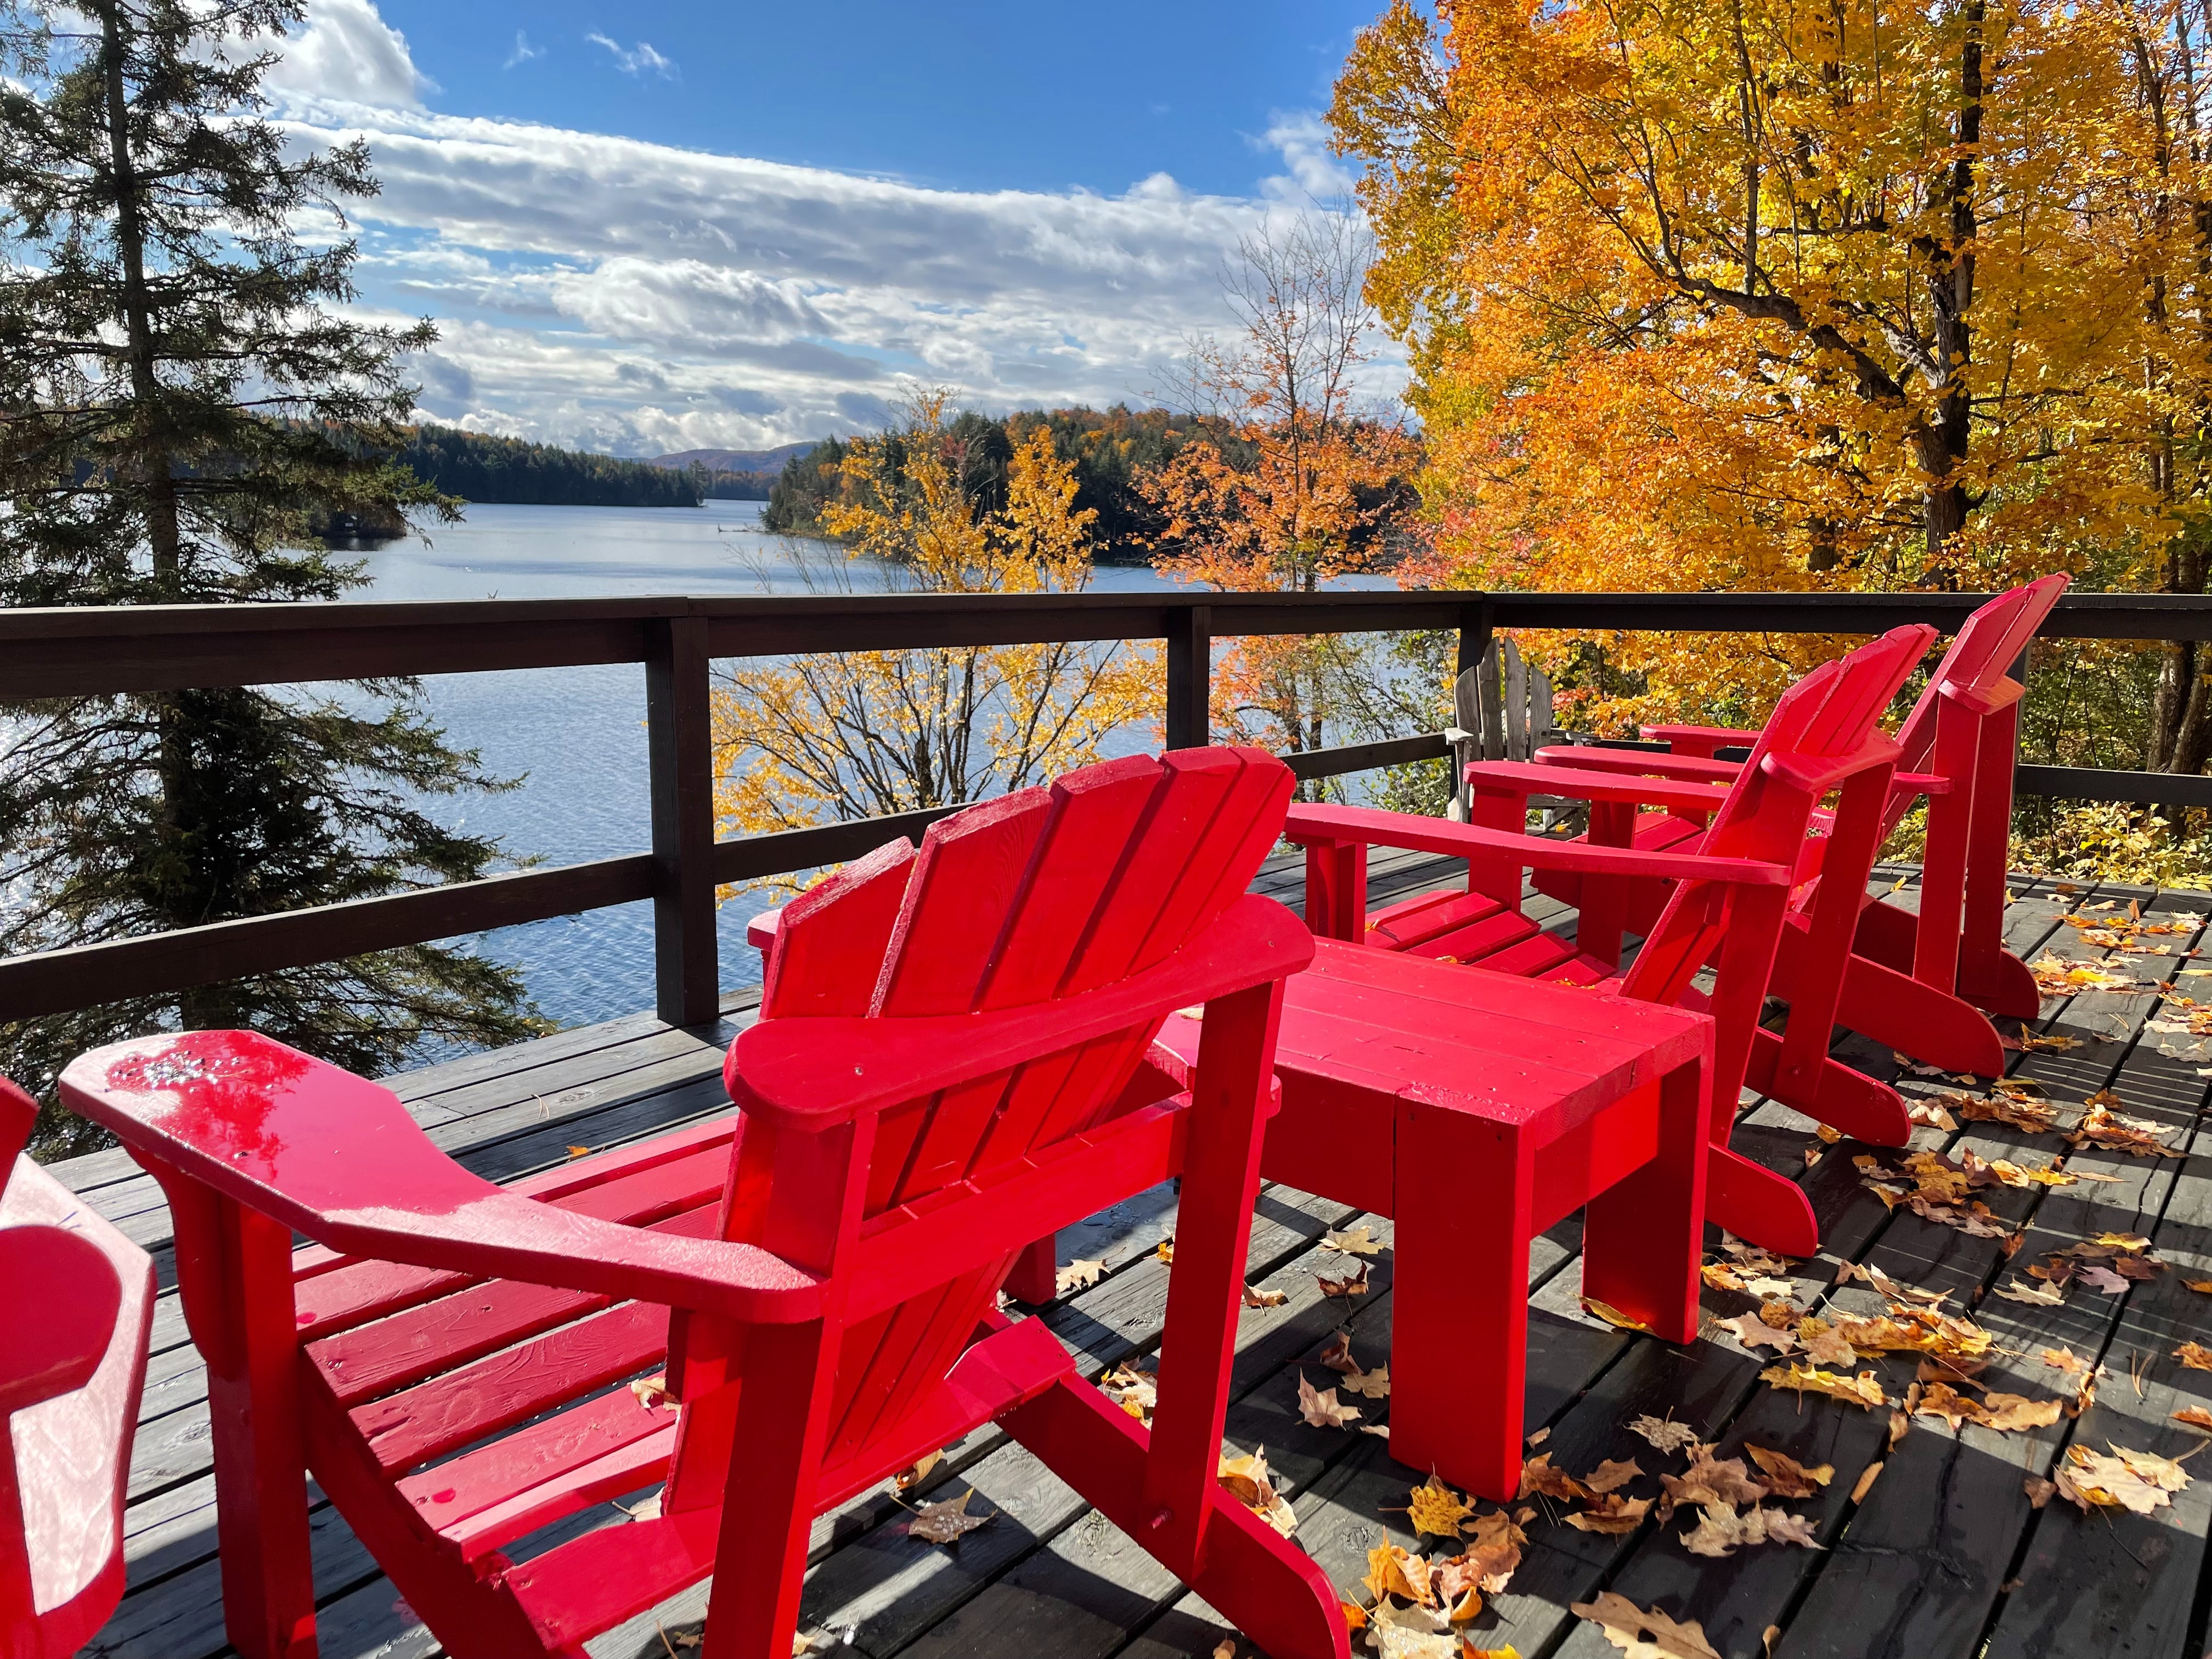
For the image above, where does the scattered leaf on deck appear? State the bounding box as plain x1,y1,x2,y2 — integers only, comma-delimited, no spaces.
905,1487,995,1544
1399,1474,1475,1537
1681,1503,1822,1557
630,1375,672,1409
1998,1278,2067,1306
1570,1592,1722,1659
1717,1311,1801,1355
1101,1361,1157,1421
2079,1264,2134,1295
2172,1407,2212,1431
1629,1415,1702,1455
1453,1509,1527,1593
565,1144,590,1158
1242,1282,1288,1307
2176,1342,2212,1370
1518,1452,1593,1504
1745,1446,1833,1496
2052,1443,2191,1514
2183,1278,2212,1294
1364,1541,1435,1606
893,1450,941,1492
1341,1360,1392,1399
1056,1259,1105,1295
1583,1296,1655,1333
1585,1457,1645,1494
1323,1224,1383,1256
1317,1262,1370,1299
1850,1462,1883,1502
1761,1363,1887,1409
1659,1450,1767,1517
2068,1094,2179,1158
1219,1447,1296,1536
1296,1371,1363,1430
1565,1492,1651,1533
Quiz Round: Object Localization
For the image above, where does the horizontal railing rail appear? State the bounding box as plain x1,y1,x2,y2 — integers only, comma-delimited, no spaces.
3,586,2208,1031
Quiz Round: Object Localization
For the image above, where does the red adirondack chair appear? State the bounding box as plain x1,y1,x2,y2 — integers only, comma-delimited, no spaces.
1,1079,155,1659
1531,575,2068,1060
61,749,1352,1659
1289,625,1934,1254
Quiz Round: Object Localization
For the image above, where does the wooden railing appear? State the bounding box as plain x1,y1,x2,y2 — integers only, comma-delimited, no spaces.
3,587,2209,1030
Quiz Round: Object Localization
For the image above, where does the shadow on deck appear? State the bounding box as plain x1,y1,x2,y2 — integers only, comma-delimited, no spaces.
45,850,2212,1659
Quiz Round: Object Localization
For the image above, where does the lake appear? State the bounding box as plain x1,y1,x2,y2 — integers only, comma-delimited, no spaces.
359,500,1197,1046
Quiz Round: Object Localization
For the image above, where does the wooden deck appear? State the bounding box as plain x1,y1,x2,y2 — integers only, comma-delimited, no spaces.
44,848,2212,1659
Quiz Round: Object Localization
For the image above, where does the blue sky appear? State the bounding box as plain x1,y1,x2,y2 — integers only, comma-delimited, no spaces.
259,2,1404,456
365,1,1374,199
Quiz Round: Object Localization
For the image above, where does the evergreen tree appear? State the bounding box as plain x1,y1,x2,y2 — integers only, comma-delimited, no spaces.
0,0,539,1155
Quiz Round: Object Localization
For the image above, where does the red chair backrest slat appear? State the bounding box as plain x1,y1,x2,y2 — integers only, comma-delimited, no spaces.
1891,574,2069,791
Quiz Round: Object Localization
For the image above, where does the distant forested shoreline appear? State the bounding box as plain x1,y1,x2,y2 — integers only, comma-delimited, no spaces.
398,425,706,507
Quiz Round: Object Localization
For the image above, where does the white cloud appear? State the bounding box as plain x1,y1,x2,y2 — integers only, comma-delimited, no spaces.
503,32,541,71
1258,112,1358,203
262,0,431,110
586,33,676,79
263,8,1402,453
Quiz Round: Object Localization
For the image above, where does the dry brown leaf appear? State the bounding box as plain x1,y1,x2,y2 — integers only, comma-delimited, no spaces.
1565,1492,1651,1533
906,1487,995,1544
2041,1345,2091,1374
1953,1090,2060,1135
893,1449,941,1492
1889,1409,1911,1449
1658,1451,1766,1518
1585,1457,1645,1494
1101,1361,1157,1422
1340,1360,1392,1400
1403,1474,1474,1538
1364,1541,1436,1606
2053,1443,2192,1514
1850,1461,1883,1502
1242,1282,1288,1308
1997,1278,2067,1306
565,1144,591,1159
1570,1592,1722,1659
2068,1095,2179,1158
1681,1503,1822,1557
1317,1262,1370,1299
2172,1406,2212,1431
1761,1363,1888,1409
1518,1452,1593,1504
629,1374,673,1410
1456,1510,1527,1593
1155,1236,1175,1265
1323,1224,1384,1256
1055,1259,1105,1295
1628,1415,1702,1456
1212,1641,1235,1659
1717,1311,1800,1355
1218,1447,1296,1536
1978,1392,2065,1432
1296,1371,1363,1430
2176,1342,2212,1370
1744,1445,1833,1497
2184,1278,2212,1294
2024,1476,2057,1508
1583,1296,1656,1334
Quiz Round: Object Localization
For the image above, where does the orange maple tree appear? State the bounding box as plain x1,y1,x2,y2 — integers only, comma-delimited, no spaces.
1330,0,2212,766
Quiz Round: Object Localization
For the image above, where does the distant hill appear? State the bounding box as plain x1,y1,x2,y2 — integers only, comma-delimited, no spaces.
399,425,702,509
647,442,822,475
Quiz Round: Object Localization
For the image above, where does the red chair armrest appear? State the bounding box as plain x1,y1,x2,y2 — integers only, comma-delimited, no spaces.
1464,759,1730,815
58,1035,825,1324
1530,745,1745,785
1284,804,1790,888
729,894,1312,1126
1890,770,1953,798
1941,677,2025,715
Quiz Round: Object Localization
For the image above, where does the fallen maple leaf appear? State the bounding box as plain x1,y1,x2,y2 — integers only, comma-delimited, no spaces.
1340,1359,1391,1399
1155,1235,1175,1264
1658,1450,1766,1517
1218,1447,1296,1536
2079,1264,2134,1295
2184,1278,2212,1294
1323,1224,1384,1256
1570,1592,1721,1659
1364,1543,1436,1613
1565,1492,1651,1533
1583,1296,1655,1334
1850,1461,1883,1503
1953,1090,2061,1134
1978,1393,2065,1432
1054,1259,1105,1295
565,1144,590,1158
1518,1452,1593,1504
1745,1445,1833,1497
2177,1342,2212,1370
1998,1277,2068,1306
1317,1262,1370,1299
1100,1361,1158,1420
1585,1457,1644,1494
1761,1363,1887,1409
2068,1096,2179,1157
1717,1310,1800,1355
1242,1282,1288,1308
1628,1415,1702,1455
630,1375,672,1409
1400,1474,1473,1538
1453,1509,1527,1593
906,1488,995,1544
2053,1443,2191,1514
892,1449,941,1492
2173,1407,2212,1431
1296,1371,1363,1430
1681,1503,1822,1557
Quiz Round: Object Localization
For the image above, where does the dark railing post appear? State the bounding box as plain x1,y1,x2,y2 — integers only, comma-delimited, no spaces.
646,614,718,1026
1166,603,1212,751
1456,599,1496,682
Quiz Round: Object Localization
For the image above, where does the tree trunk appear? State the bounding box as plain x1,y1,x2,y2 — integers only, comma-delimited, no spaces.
1918,0,1983,571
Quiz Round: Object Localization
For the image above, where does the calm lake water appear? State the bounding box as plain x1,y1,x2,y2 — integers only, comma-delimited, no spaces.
358,500,1191,1046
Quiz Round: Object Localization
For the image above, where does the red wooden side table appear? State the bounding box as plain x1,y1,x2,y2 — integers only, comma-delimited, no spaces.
1160,935,1712,1500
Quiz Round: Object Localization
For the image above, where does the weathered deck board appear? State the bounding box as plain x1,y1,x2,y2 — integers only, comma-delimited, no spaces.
50,851,2212,1659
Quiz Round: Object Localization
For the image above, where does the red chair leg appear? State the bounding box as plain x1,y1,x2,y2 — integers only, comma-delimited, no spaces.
1005,1235,1059,1304
698,1321,840,1659
1392,1104,1531,1502
1745,1028,1912,1145
1828,949,2007,1076
1583,1065,1705,1345
161,1172,320,1659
